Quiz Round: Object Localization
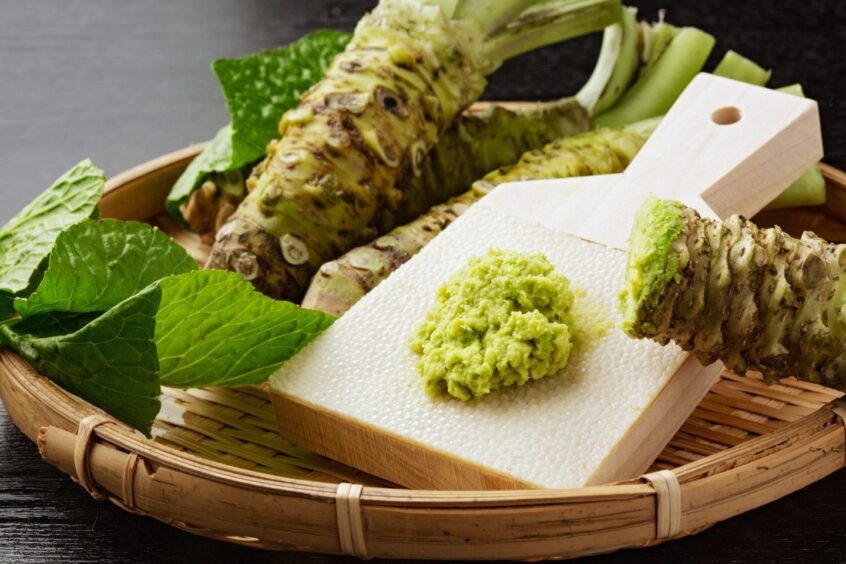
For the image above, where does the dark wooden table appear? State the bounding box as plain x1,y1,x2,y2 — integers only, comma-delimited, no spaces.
1,1,845,562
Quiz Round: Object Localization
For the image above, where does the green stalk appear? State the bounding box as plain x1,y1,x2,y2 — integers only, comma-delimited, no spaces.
484,0,622,62
638,20,677,77
713,50,771,86
765,83,825,209
777,83,805,97
592,26,715,127
766,166,826,209
576,6,640,115
453,0,549,34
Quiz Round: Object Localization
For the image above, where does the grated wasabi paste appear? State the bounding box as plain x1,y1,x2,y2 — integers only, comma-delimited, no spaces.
410,249,575,401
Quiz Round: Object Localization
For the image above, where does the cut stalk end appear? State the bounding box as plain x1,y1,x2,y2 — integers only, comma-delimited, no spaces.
777,83,805,97
713,50,772,86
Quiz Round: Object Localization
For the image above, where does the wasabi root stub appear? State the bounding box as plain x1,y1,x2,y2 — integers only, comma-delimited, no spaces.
620,195,846,390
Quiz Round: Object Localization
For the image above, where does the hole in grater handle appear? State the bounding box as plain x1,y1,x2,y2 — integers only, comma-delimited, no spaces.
711,106,742,125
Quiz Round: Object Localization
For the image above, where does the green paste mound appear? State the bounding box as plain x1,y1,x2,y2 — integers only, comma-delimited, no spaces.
410,249,575,401
619,195,688,336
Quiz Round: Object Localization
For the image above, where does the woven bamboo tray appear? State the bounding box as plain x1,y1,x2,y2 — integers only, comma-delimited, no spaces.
2,141,846,561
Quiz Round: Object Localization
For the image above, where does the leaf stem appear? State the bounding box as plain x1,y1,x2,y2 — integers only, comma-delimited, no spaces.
575,6,639,116
765,84,825,209
454,0,548,35
484,0,622,63
713,50,771,86
592,26,715,128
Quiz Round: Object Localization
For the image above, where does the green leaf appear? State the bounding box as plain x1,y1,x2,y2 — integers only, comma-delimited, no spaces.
214,29,351,166
155,270,334,388
16,219,197,318
0,286,162,434
0,160,105,295
9,311,102,338
164,30,351,220
164,124,236,218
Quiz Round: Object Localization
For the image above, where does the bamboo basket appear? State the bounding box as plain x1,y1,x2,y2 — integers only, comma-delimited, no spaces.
1,140,846,561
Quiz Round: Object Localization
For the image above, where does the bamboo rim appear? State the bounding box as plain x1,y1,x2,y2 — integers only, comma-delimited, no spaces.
0,139,844,561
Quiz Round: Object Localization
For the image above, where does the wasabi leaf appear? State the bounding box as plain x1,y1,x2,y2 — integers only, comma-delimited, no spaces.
0,160,105,294
16,219,197,317
214,29,351,166
0,157,336,433
165,30,350,219
156,270,334,387
0,286,162,434
7,311,103,340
